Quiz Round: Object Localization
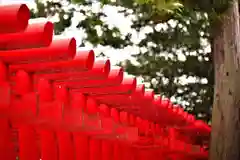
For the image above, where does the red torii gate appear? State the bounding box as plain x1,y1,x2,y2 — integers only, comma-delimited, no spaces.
0,3,210,160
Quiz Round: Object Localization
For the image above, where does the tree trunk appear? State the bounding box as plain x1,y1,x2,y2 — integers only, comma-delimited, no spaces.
210,0,240,160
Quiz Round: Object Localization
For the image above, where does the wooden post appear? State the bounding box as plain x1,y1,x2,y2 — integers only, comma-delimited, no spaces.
210,0,240,159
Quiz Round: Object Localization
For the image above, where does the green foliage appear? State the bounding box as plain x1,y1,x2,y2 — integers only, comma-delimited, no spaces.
106,0,213,121
33,0,73,35
121,8,213,122
33,0,131,49
135,0,184,13
77,12,131,48
132,0,232,21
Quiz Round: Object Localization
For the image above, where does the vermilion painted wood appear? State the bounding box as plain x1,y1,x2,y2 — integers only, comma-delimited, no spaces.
64,92,85,130
33,84,139,140
84,97,138,140
0,3,211,160
57,132,75,160
99,104,127,138
0,4,29,33
91,84,145,106
9,67,135,135
18,126,39,160
89,138,101,160
8,51,94,124
40,130,58,160
33,59,110,81
90,85,145,114
73,133,89,160
176,120,211,138
72,77,136,95
89,89,154,110
0,21,53,50
0,82,11,113
57,67,123,88
113,142,121,160
0,61,10,113
101,140,113,160
9,50,94,73
92,95,173,124
109,108,139,142
0,38,76,64
83,97,102,131
0,119,16,160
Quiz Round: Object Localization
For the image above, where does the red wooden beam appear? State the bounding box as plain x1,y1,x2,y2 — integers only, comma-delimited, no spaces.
0,3,212,160
0,21,53,50
0,38,76,64
0,4,30,33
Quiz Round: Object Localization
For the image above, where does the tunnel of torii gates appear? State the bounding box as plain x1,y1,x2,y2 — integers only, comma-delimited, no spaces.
0,3,211,160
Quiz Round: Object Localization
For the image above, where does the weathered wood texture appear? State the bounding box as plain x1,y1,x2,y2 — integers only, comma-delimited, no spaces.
210,0,240,159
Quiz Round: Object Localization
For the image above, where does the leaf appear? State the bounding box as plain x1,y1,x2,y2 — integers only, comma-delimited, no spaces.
135,0,146,4
71,0,85,3
155,0,183,13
